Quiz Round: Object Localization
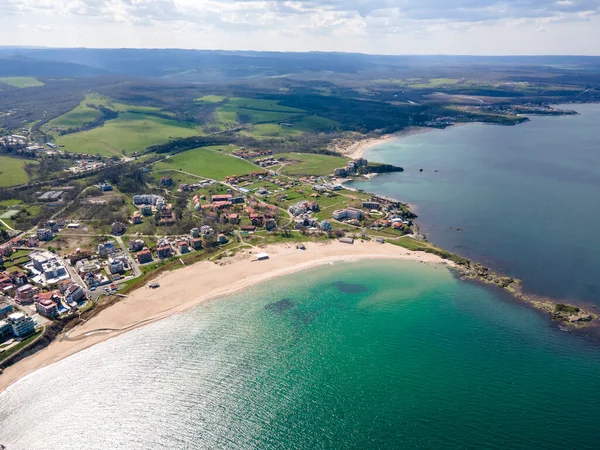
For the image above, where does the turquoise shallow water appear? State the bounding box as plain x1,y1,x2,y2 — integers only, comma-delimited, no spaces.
2,260,600,449
349,104,600,305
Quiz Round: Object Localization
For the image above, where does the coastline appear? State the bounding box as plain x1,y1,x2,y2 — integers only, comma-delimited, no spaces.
0,240,452,393
332,127,434,159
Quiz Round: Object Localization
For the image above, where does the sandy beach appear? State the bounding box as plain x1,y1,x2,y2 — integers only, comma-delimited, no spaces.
332,127,434,159
0,240,451,392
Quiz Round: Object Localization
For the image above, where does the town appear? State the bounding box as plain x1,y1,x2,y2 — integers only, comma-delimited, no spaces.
0,143,417,368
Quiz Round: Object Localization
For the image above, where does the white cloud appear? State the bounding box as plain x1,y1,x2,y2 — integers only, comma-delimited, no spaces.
1,0,599,54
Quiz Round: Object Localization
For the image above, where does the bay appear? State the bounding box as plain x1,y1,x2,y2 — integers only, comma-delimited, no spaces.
350,104,600,304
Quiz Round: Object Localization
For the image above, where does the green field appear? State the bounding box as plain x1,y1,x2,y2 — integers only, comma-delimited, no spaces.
153,146,258,180
48,94,175,130
47,94,107,128
279,152,349,176
0,77,44,88
0,156,36,187
56,112,202,156
196,95,226,103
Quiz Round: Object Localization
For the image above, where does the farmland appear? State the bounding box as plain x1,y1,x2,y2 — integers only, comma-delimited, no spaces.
56,112,202,157
153,146,258,180
47,94,107,128
279,152,349,177
0,156,37,187
0,77,44,88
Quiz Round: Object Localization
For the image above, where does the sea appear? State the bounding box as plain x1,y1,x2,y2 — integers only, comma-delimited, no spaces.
3,260,600,449
2,104,600,449
349,103,600,305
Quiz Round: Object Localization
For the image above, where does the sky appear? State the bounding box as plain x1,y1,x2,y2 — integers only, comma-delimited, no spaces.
1,0,599,55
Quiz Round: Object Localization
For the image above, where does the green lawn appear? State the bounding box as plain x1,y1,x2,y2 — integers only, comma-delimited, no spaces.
279,152,349,177
0,199,22,208
0,156,36,187
153,146,259,180
56,112,202,156
0,77,44,88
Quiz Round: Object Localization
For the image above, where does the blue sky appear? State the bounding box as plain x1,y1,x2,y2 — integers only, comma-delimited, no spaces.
2,0,599,54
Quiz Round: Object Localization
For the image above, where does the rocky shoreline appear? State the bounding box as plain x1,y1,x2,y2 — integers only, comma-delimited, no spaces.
451,258,597,328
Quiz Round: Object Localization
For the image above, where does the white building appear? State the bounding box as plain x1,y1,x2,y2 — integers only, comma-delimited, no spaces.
37,228,54,241
7,312,36,338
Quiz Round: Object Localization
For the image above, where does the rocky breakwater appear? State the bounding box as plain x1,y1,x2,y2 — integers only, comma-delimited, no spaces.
452,259,597,329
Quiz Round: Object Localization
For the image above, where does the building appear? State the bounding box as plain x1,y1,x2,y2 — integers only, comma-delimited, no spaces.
75,259,101,276
98,241,116,257
141,205,153,216
108,255,128,274
38,191,64,202
228,213,240,225
132,213,143,225
218,234,228,244
334,167,348,177
362,201,381,210
30,251,55,271
177,240,190,254
129,239,145,252
256,253,269,261
190,228,200,238
35,292,60,318
65,283,85,303
160,176,173,186
0,243,13,257
45,220,59,232
15,284,35,305
211,194,232,203
98,182,113,191
332,208,363,221
338,237,354,244
0,320,12,341
8,312,36,337
157,245,172,259
111,221,127,235
320,220,332,231
137,248,153,264
0,297,13,316
133,194,165,206
191,238,203,251
40,259,68,284
37,228,55,241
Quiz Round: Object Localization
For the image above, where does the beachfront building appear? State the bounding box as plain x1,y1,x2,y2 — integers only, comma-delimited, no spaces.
137,248,153,264
0,320,12,341
65,283,85,304
35,292,60,318
8,312,36,338
362,201,381,210
157,245,172,259
0,297,13,316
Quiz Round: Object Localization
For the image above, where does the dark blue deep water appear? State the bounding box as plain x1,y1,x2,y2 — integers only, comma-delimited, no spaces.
351,104,600,304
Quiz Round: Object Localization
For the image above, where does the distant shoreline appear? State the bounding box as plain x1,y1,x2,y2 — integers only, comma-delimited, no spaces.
0,241,452,394
332,126,435,160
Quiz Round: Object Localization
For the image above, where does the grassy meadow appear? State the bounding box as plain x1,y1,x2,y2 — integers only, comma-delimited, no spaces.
153,146,258,180
279,152,349,176
0,156,36,187
56,112,201,156
0,77,44,88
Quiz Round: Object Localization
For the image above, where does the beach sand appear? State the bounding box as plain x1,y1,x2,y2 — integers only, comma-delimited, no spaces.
332,127,433,159
0,240,452,392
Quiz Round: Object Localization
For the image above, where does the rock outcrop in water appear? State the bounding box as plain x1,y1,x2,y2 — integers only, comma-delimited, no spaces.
452,258,598,329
